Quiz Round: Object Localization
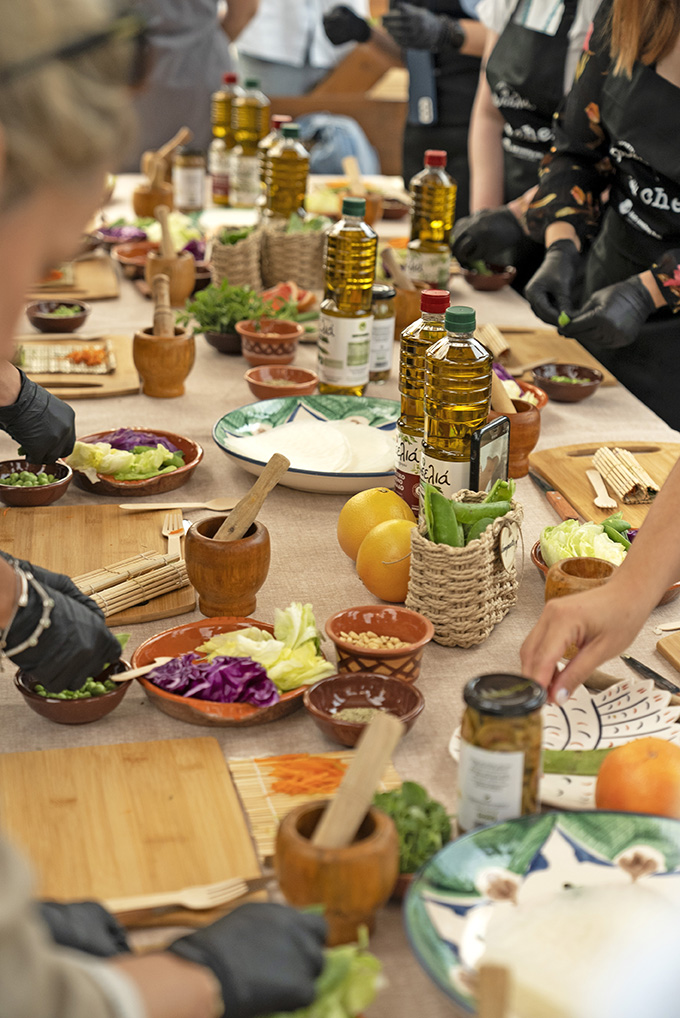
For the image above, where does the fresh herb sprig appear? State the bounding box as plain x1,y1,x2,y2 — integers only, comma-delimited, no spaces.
178,279,298,336
373,781,451,873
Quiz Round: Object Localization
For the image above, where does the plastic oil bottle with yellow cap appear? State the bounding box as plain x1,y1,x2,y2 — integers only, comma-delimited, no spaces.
208,72,242,206
406,149,456,288
258,113,292,202
421,305,492,499
317,196,378,396
264,123,309,220
230,77,271,208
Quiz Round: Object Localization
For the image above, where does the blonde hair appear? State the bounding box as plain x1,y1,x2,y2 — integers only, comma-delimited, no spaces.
0,0,136,209
610,0,680,76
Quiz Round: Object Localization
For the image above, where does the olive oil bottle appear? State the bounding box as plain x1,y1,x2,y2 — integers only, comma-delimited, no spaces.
208,72,241,206
258,113,291,198
406,150,456,288
317,196,377,396
421,305,492,499
395,289,450,513
264,123,309,220
230,77,270,208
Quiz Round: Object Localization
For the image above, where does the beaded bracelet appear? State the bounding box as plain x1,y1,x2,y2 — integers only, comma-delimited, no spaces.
0,564,54,659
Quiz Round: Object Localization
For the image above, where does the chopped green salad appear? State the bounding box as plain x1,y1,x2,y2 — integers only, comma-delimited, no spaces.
66,440,184,484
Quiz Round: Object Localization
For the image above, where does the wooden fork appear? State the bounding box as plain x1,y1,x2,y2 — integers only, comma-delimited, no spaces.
161,510,184,559
104,875,271,915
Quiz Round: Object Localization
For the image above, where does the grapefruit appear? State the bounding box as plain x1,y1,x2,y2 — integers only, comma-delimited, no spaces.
356,519,417,603
337,487,416,561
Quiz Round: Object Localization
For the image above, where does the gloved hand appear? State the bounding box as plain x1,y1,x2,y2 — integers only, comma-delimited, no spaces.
524,238,582,326
39,901,131,957
382,2,464,51
169,903,327,1018
561,276,657,349
1,555,122,692
323,5,371,45
0,370,75,462
451,208,525,269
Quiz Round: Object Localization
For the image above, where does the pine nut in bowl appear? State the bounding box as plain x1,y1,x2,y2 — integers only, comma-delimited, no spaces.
325,605,434,683
303,672,425,747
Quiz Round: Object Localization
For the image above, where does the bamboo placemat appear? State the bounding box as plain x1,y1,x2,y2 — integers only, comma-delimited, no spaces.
229,751,402,859
26,255,120,301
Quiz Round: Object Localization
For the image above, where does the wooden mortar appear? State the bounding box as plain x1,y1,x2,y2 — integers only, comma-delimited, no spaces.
488,398,540,478
545,556,617,658
133,156,173,217
133,278,195,397
144,204,195,306
184,517,271,617
275,800,399,945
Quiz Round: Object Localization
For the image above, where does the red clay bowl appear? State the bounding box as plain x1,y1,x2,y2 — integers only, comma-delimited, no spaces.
236,319,304,367
244,365,318,401
0,460,72,507
324,605,434,683
25,300,91,333
112,241,209,280
531,363,603,402
131,617,309,726
70,428,203,497
463,264,517,292
303,672,424,747
15,661,132,724
517,379,548,411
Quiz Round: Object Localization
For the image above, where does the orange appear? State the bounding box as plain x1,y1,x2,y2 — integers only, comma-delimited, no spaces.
595,737,680,818
337,487,416,562
355,518,417,603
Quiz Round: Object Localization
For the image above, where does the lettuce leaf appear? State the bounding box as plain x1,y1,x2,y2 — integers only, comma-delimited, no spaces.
540,519,627,568
65,441,180,483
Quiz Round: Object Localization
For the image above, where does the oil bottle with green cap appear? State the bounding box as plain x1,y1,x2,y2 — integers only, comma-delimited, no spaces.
421,305,492,499
317,196,378,396
264,123,309,220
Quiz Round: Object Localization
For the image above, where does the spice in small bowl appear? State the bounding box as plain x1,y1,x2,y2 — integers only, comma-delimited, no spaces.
25,300,91,333
303,672,425,747
325,605,434,683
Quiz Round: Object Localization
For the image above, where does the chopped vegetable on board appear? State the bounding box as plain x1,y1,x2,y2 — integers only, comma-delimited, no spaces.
257,754,347,795
373,781,451,873
146,653,279,707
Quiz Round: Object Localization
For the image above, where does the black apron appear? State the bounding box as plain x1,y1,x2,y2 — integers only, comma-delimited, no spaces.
581,63,680,430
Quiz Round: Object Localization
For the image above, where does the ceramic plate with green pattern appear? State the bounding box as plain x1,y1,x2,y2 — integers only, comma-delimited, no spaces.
404,811,680,1013
213,395,399,493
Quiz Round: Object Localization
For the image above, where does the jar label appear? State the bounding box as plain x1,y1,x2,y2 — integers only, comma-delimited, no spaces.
419,453,470,500
395,429,421,514
317,314,372,386
457,739,524,831
405,249,450,287
173,167,205,211
231,155,260,207
369,316,395,372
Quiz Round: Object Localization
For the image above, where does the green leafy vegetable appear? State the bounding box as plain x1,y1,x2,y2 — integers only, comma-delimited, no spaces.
550,374,587,384
46,304,81,317
540,518,627,567
285,213,332,234
542,747,612,775
178,280,299,336
470,259,493,276
485,477,515,503
373,781,451,873
217,226,254,246
65,441,183,484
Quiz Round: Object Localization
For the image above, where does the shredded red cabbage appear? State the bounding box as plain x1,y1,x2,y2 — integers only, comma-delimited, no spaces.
100,226,148,242
493,362,514,383
182,239,206,261
146,653,279,707
106,429,179,453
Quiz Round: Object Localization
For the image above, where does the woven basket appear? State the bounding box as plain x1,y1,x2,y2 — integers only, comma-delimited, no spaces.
260,223,327,291
406,489,523,647
210,230,262,291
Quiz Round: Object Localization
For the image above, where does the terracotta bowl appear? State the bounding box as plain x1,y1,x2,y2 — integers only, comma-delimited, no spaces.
303,672,424,747
0,460,72,507
488,398,541,478
463,264,517,291
245,365,318,401
324,605,434,683
532,363,603,402
70,428,203,497
25,300,91,333
131,616,309,727
517,379,548,411
15,661,132,724
185,517,271,617
203,330,242,355
236,318,303,367
381,198,410,221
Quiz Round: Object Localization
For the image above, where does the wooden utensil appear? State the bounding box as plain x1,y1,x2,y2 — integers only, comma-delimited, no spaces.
141,126,192,181
132,157,173,218
214,453,290,542
155,204,176,260
491,372,517,415
586,468,617,510
145,207,194,306
119,499,236,512
342,155,364,195
109,657,173,682
152,274,174,336
312,712,404,849
479,965,511,1018
162,509,184,559
105,874,270,914
382,246,415,291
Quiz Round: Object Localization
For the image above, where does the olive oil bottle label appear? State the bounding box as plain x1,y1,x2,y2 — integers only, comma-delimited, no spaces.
231,155,260,207
395,429,421,514
419,452,470,500
369,317,395,373
317,314,373,387
458,739,524,831
173,167,205,212
405,247,450,287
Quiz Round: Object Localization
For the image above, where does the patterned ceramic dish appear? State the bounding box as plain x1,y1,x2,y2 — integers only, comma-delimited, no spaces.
404,810,680,1014
213,395,399,494
324,605,434,683
449,675,680,810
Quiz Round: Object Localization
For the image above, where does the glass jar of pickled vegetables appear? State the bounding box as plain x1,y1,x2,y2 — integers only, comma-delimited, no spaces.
457,673,545,833
369,283,396,383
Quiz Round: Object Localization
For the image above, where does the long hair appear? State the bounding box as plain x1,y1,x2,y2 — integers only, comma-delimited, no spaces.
610,0,680,76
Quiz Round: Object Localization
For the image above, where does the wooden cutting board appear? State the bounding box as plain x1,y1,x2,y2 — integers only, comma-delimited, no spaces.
0,738,261,928
657,633,680,674
15,334,139,400
26,255,119,301
0,505,194,625
493,325,617,385
529,441,680,528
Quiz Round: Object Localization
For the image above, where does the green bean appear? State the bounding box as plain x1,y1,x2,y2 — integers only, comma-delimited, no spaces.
451,500,512,525
602,513,632,533
466,516,495,543
430,489,463,547
603,523,631,550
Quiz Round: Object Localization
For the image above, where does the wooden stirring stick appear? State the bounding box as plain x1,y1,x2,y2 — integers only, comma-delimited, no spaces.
110,657,173,682
152,274,174,336
213,453,290,542
312,712,404,849
155,203,176,260
342,155,364,196
491,372,517,415
478,965,511,1018
382,247,416,291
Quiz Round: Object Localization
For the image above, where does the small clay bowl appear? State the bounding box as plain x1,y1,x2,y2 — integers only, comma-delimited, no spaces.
303,672,424,747
133,325,195,398
203,330,242,356
532,363,603,403
381,197,410,221
463,264,517,292
15,661,132,725
185,516,271,617
0,460,72,507
517,379,548,411
236,318,304,367
112,239,158,278
71,428,202,496
488,398,541,478
25,300,91,333
245,366,318,401
324,605,434,683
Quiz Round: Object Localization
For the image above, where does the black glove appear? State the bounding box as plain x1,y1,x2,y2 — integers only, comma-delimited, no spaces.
2,554,122,692
0,370,75,462
524,239,582,326
451,208,525,269
382,2,464,51
169,903,327,1018
561,276,656,349
323,5,371,45
39,901,131,957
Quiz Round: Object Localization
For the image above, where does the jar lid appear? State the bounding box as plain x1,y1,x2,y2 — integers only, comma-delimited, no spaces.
222,72,238,85
420,289,450,313
281,124,300,139
424,149,447,167
445,305,476,332
342,196,366,217
463,673,547,716
244,77,261,89
372,283,396,299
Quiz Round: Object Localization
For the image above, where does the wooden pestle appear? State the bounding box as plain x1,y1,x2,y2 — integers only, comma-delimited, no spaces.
150,155,167,190
155,204,176,259
382,247,416,291
342,155,364,196
312,712,404,850
213,453,290,542
478,965,511,1018
152,274,175,336
141,126,193,180
491,371,517,415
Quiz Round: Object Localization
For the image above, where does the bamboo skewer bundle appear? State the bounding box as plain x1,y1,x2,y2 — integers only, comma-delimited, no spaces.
89,560,189,618
74,550,181,595
593,446,660,504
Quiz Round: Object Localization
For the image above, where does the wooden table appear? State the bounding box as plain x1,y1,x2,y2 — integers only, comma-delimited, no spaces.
1,176,679,1018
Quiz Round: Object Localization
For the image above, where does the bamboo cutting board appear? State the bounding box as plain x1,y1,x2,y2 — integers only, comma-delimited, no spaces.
26,255,120,301
15,334,139,400
493,325,617,385
657,632,680,674
0,504,194,625
0,738,262,927
529,441,680,528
